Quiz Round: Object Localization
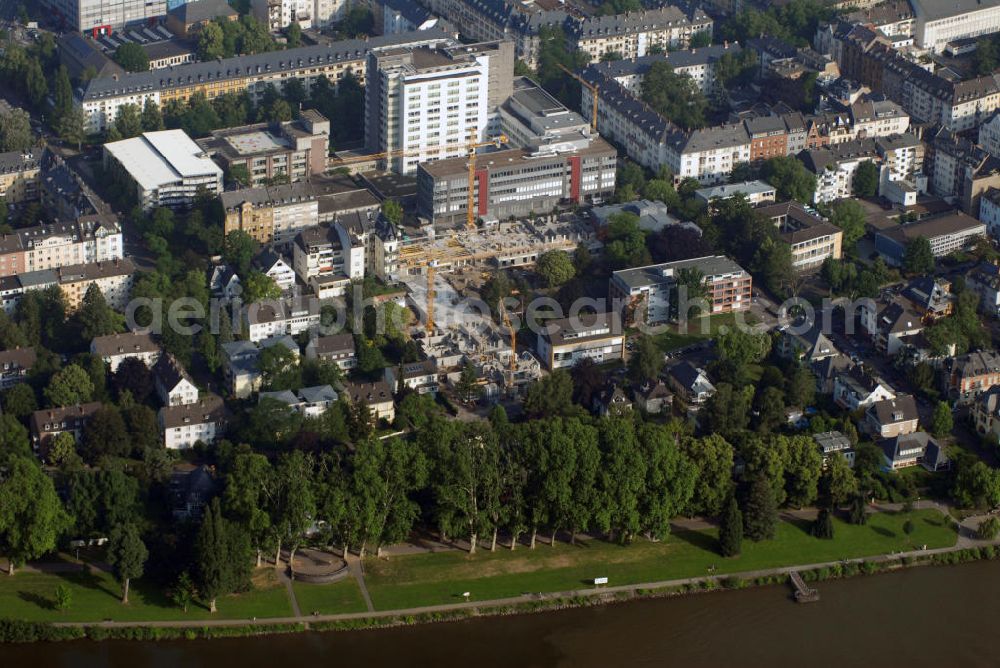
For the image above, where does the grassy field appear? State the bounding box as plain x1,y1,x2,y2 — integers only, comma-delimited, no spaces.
652,312,758,352
0,565,292,623
292,579,369,616
363,510,956,610
0,510,959,622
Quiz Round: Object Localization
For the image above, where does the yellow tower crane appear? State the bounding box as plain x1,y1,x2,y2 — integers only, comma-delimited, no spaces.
498,298,517,391
557,63,598,132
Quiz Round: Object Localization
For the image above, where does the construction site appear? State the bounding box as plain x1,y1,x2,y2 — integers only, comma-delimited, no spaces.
389,211,599,397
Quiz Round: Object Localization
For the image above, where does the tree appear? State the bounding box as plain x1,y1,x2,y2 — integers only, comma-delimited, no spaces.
0,109,33,152
82,407,130,463
638,423,695,540
285,21,302,47
811,507,834,539
223,452,273,567
352,436,428,556
640,61,707,130
271,451,316,567
931,401,954,437
822,453,857,506
54,584,72,612
52,65,74,122
681,434,734,516
106,523,147,604
242,271,281,302
603,212,651,269
828,199,866,251
223,231,258,277
849,494,868,525
977,516,1000,540
952,460,1000,509
431,422,503,554
0,456,70,575
198,21,225,60
113,103,143,139
627,334,661,385
113,357,153,404
170,571,196,612
455,361,482,405
743,474,777,542
57,107,85,150
44,364,94,407
141,99,164,132
761,156,816,204
522,369,576,418
903,237,934,275
381,199,403,226
852,160,879,197
595,418,647,543
0,415,30,459
1,384,36,420
76,283,121,340
535,250,576,288
903,519,915,536
718,494,743,557
47,432,81,469
24,59,47,109
195,499,250,613
114,43,149,72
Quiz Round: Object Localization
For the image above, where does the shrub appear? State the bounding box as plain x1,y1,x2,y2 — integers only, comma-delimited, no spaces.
977,516,1000,541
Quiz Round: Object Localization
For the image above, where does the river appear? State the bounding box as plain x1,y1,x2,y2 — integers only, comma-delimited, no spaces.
4,560,999,667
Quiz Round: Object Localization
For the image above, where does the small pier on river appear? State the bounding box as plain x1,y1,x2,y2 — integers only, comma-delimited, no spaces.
790,571,819,603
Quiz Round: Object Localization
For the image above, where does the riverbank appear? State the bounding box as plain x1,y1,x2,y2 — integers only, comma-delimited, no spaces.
3,539,999,644
0,506,986,641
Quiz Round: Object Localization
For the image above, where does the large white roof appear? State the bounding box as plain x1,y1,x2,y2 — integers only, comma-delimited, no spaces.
105,130,222,192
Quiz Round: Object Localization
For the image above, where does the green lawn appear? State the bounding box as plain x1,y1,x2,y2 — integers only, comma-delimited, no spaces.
292,579,369,616
652,312,758,353
363,510,956,610
0,565,293,623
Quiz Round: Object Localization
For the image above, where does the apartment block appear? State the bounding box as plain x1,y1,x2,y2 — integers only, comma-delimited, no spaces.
103,130,223,210
44,0,166,34
160,393,226,450
76,30,452,133
535,311,625,370
197,110,330,188
416,140,617,225
0,149,41,203
90,331,161,372
0,215,122,278
55,258,136,311
588,43,742,97
757,202,843,271
244,296,321,342
609,255,751,327
365,44,493,175
875,211,987,266
567,6,712,62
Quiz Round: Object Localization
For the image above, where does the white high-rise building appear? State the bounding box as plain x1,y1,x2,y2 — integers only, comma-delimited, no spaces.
45,0,166,34
365,45,491,175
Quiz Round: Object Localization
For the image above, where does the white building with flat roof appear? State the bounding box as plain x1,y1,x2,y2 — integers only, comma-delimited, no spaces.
911,0,1000,53
103,130,223,210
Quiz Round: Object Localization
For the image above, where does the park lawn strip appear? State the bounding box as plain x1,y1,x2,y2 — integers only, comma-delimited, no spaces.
292,579,369,616
363,510,955,610
0,567,292,623
652,312,757,353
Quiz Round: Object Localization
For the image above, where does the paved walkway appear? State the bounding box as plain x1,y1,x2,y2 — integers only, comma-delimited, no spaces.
277,567,302,619
346,554,375,613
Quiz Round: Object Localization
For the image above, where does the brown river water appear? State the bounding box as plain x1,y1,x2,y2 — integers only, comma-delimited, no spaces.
3,560,999,667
